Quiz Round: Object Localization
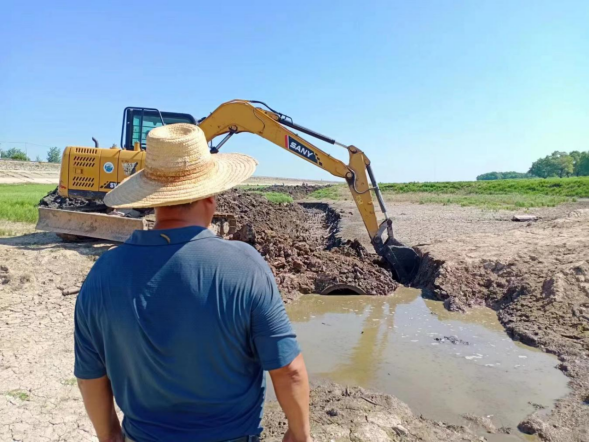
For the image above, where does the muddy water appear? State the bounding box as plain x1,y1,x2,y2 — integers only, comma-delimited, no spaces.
285,289,569,440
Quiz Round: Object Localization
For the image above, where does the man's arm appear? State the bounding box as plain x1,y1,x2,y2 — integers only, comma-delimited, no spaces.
269,354,311,442
247,253,311,441
77,376,123,442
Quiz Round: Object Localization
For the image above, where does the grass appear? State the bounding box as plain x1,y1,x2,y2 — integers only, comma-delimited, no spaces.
0,184,55,223
238,184,266,190
6,390,30,401
251,191,294,204
304,177,588,210
307,186,345,200
379,176,589,198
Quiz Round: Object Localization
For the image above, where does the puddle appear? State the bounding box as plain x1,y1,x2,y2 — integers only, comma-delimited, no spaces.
284,288,570,441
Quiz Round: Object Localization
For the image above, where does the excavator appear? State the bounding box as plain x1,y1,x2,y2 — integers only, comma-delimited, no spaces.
36,100,420,284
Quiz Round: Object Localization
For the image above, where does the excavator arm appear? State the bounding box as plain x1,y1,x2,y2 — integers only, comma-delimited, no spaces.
198,100,420,284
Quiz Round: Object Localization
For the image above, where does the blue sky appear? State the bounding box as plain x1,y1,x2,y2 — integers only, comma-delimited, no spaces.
1,0,588,182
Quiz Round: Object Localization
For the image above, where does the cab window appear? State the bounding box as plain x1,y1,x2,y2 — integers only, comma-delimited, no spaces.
124,109,196,149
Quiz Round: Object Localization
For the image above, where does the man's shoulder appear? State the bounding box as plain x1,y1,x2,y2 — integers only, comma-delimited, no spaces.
91,236,273,282
192,237,271,275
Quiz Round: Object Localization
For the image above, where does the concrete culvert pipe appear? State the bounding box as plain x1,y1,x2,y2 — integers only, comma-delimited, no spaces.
320,284,366,295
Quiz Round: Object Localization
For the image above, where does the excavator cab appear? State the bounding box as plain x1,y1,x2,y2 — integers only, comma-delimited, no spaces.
120,107,197,150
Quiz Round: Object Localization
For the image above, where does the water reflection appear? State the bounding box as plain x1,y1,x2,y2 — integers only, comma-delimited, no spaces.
286,289,569,440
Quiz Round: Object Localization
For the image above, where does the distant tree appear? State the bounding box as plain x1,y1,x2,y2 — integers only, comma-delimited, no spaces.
575,152,589,177
35,155,42,162
0,147,30,161
551,151,574,178
47,146,61,163
571,150,583,176
476,171,532,180
477,172,503,180
529,152,573,178
529,157,553,178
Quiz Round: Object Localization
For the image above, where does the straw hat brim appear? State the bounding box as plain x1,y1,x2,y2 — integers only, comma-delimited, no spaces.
103,153,257,209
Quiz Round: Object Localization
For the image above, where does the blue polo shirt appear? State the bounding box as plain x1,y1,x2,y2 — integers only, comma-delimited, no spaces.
74,226,300,442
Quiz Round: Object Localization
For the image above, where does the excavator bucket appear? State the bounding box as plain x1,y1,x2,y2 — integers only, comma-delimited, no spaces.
37,207,148,242
381,241,421,285
372,219,421,285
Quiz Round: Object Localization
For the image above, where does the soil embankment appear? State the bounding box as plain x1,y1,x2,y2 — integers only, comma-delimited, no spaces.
413,210,589,442
216,188,396,301
262,384,479,441
0,160,60,184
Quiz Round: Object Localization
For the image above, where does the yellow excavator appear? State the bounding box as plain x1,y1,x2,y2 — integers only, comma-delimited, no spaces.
36,100,420,283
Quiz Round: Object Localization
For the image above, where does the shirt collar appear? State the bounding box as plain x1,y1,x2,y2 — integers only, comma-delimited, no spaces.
126,225,217,246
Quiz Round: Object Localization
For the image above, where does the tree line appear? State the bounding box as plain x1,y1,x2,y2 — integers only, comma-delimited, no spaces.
477,150,589,180
0,147,61,163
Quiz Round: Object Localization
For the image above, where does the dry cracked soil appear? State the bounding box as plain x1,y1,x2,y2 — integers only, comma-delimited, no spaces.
1,186,588,441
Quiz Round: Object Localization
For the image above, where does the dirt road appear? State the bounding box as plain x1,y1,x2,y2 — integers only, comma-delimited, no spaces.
331,197,589,248
0,233,109,441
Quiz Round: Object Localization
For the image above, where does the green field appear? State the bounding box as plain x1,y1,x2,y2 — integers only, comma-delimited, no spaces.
379,177,589,198
251,191,294,204
0,184,293,228
0,177,587,228
308,177,589,209
0,184,55,223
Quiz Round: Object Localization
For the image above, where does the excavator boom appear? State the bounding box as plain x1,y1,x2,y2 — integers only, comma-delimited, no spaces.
37,100,420,284
198,100,420,283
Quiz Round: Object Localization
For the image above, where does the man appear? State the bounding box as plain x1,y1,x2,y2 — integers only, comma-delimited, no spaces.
74,123,312,442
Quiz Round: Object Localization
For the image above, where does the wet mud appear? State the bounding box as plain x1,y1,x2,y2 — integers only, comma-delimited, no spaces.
251,183,326,200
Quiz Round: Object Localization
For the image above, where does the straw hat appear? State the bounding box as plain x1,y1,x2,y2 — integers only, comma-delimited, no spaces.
103,123,257,208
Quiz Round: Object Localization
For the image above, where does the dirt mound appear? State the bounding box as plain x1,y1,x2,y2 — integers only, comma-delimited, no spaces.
217,189,396,300
414,213,589,441
262,384,479,441
39,188,107,212
0,159,60,171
